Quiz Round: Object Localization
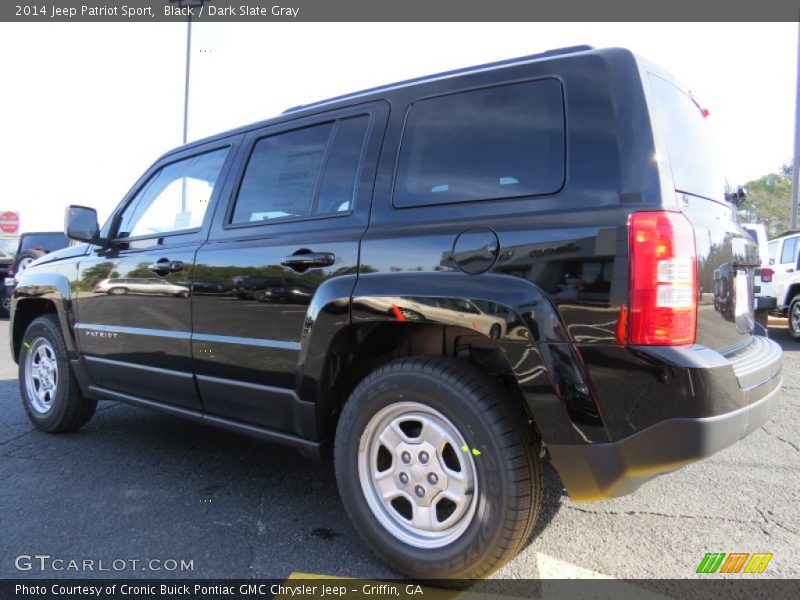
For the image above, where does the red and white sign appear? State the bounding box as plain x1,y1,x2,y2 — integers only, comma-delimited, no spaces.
0,211,19,235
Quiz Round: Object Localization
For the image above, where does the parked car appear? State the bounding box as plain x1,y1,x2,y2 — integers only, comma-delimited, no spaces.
741,223,776,326
766,230,800,338
12,231,71,275
93,277,190,297
9,46,782,580
355,296,507,338
0,238,15,317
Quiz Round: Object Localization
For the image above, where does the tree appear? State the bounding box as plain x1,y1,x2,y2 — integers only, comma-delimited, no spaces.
737,164,793,237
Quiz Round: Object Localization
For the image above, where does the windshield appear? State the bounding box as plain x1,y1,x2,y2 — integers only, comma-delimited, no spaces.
0,238,16,257
649,74,728,203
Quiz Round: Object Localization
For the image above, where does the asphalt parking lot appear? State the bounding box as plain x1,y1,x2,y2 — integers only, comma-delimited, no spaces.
0,317,798,583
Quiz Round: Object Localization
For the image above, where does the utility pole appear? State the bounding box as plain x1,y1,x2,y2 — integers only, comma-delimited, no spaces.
791,21,800,231
182,16,191,145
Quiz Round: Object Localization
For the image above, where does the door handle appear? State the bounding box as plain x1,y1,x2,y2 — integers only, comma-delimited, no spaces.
787,268,795,273
280,252,335,270
147,259,184,274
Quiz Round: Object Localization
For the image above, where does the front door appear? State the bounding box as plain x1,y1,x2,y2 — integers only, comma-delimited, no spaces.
74,143,236,410
191,103,388,432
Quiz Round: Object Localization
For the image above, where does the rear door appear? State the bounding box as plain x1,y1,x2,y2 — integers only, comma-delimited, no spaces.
74,141,237,410
773,235,799,306
647,73,759,351
191,103,388,432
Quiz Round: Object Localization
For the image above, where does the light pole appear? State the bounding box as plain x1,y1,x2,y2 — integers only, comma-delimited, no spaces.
182,16,191,145
791,21,800,231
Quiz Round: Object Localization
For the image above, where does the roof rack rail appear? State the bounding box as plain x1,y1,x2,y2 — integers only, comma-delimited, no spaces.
282,45,594,115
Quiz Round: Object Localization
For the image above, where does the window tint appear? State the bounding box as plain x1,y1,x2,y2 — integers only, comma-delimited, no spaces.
649,75,727,204
780,237,798,264
231,116,369,224
19,233,69,253
118,148,229,238
393,79,565,208
316,116,369,214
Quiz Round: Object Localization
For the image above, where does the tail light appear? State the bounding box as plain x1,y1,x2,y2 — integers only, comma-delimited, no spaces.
760,267,773,283
627,211,697,346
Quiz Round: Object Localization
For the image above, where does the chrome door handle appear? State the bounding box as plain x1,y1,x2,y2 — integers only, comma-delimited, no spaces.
147,259,184,274
280,252,335,270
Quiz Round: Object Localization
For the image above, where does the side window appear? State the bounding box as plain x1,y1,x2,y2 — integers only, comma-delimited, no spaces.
230,115,369,224
780,237,798,264
393,79,565,208
768,241,778,264
118,147,229,238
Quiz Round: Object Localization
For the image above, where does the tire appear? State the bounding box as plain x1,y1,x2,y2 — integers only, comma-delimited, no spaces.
14,249,43,275
18,315,97,433
0,289,9,319
489,324,502,340
107,287,128,295
789,295,800,340
334,357,542,580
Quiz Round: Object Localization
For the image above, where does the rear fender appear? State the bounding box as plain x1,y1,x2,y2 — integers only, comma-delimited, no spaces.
346,272,608,445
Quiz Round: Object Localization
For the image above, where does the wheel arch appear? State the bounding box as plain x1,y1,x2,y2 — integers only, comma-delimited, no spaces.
11,272,76,363
298,272,599,447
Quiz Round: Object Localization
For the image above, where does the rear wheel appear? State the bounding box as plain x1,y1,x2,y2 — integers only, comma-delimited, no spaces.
789,295,800,340
335,357,542,580
19,315,97,432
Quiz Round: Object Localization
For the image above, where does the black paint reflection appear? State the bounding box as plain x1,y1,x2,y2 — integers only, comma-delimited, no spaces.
92,277,189,297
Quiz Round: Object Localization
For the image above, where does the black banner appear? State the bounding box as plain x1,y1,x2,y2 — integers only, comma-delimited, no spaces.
2,579,800,600
2,0,800,22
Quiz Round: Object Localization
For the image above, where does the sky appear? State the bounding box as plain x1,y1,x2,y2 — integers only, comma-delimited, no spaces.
0,22,796,234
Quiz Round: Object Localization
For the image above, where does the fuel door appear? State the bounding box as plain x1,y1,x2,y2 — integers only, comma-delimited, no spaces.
452,227,500,275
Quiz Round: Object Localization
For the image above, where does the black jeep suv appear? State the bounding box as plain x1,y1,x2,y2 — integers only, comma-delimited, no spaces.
9,46,782,579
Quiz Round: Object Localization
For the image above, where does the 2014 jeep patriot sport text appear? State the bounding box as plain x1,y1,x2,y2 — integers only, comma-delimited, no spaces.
10,46,783,580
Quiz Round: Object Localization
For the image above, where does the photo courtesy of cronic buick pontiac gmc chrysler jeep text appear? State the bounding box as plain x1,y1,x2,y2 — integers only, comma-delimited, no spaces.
9,46,783,580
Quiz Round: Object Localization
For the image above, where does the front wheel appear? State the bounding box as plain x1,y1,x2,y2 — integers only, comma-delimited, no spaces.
789,295,800,340
334,357,542,580
19,315,97,432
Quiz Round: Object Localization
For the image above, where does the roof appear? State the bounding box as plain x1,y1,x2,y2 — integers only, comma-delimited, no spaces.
161,44,597,161
282,45,595,115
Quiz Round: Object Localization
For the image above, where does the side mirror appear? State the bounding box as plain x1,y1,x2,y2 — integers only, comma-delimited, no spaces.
65,205,100,243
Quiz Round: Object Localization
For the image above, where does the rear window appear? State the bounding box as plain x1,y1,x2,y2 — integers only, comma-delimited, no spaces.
649,74,727,203
230,115,369,224
19,233,69,253
393,79,565,208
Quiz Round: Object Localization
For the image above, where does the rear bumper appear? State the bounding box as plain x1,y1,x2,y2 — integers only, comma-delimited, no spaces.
755,296,777,311
548,335,782,501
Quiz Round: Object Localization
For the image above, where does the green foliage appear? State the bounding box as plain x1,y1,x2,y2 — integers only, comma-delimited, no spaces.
737,164,794,237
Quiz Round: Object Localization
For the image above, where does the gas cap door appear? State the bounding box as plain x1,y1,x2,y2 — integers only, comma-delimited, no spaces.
452,227,500,275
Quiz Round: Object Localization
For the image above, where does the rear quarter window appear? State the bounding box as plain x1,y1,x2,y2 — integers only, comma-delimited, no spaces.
393,79,565,208
648,74,727,203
